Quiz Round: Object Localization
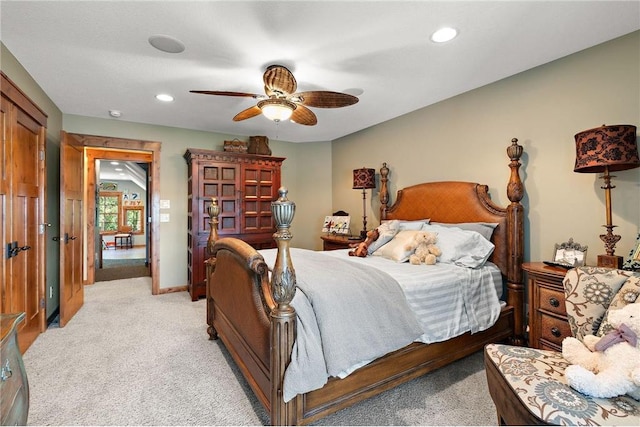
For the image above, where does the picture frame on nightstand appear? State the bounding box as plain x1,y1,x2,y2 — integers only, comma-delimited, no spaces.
546,238,587,268
322,215,350,235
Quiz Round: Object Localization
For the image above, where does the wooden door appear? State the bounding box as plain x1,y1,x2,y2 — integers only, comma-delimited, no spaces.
1,97,7,317
0,72,47,353
10,107,45,349
59,131,84,327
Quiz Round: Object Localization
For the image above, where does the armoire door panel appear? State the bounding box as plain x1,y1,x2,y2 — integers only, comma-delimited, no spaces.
203,166,219,180
203,183,218,197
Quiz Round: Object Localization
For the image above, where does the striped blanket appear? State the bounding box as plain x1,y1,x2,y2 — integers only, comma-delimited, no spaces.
259,248,502,401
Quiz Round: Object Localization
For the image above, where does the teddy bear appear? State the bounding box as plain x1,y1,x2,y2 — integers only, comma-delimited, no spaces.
405,231,441,265
561,302,640,399
348,228,379,257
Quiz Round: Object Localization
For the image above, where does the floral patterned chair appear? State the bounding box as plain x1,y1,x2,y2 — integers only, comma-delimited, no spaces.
484,267,640,425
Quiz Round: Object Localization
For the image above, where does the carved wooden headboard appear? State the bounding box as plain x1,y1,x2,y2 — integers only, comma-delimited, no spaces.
381,181,509,276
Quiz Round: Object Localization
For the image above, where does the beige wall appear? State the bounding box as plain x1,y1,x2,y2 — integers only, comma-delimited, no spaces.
332,31,640,266
62,115,332,288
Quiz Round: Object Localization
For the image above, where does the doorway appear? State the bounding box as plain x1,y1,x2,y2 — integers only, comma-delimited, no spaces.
95,159,150,282
70,134,162,295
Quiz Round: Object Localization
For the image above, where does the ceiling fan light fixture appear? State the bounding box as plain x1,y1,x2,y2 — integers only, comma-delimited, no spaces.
258,99,296,122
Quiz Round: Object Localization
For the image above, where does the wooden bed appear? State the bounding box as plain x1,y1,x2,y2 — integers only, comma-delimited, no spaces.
205,138,526,425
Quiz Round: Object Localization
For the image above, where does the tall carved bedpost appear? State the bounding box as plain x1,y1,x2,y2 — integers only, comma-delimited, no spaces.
506,138,526,345
379,162,390,221
269,187,298,426
206,198,220,340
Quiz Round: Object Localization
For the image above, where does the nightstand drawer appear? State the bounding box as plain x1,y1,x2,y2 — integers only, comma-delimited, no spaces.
537,286,567,317
538,313,572,346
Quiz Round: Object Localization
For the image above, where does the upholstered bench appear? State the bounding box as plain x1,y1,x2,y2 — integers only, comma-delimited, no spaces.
484,343,639,425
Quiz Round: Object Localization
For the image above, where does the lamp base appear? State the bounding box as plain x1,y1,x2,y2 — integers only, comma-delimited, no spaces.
360,229,368,239
597,254,623,269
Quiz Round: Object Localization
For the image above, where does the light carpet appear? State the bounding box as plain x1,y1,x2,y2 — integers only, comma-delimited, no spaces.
23,277,498,426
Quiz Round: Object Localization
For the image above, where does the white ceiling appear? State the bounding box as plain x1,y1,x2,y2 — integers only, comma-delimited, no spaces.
99,160,147,189
2,1,639,143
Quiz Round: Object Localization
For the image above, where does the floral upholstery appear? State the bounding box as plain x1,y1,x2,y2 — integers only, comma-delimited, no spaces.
598,275,640,336
485,344,640,425
562,267,637,340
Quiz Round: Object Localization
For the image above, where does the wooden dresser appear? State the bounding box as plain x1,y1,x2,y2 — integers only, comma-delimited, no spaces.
523,262,572,351
0,313,29,426
184,149,285,300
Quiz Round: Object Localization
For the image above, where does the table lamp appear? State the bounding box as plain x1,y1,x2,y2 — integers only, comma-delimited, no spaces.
574,124,639,268
353,167,376,238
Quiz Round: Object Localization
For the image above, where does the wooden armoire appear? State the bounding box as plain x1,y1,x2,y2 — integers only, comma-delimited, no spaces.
1,72,47,352
184,148,285,300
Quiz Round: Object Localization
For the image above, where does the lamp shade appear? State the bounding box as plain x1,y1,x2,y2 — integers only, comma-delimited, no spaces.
353,168,376,189
574,124,639,173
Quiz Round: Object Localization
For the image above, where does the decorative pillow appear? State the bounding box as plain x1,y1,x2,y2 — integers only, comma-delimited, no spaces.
596,274,640,336
367,221,400,254
421,224,494,268
430,222,498,242
562,267,632,341
372,229,421,262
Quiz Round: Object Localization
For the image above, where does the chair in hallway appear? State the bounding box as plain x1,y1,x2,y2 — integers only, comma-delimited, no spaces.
114,226,133,249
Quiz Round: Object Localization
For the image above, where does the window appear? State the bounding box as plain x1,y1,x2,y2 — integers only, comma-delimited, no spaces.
98,192,121,232
123,206,145,234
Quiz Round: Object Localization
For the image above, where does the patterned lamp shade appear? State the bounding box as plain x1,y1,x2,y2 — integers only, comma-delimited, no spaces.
574,124,639,173
352,168,376,189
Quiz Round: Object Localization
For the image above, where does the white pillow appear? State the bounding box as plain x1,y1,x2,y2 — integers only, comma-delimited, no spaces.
423,224,495,268
372,229,421,262
367,221,400,254
430,222,498,241
397,219,431,230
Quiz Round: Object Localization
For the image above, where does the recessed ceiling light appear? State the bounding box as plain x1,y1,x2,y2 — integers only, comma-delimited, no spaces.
431,27,458,43
148,35,185,53
114,168,123,171
109,110,122,118
110,161,119,165
156,94,174,102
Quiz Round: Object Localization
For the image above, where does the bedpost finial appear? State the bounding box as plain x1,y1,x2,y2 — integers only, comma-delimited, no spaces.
207,197,220,256
271,186,297,307
507,138,523,161
272,187,296,233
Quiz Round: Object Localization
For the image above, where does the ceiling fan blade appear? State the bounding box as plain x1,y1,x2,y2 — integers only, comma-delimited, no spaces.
233,105,262,121
190,90,261,98
290,105,317,126
263,65,297,96
293,91,359,108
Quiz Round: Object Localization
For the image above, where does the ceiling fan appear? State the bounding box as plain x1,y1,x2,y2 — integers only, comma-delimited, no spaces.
190,65,359,126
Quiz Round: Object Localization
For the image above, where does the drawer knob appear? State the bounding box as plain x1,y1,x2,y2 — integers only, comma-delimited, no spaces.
551,327,561,337
549,297,560,307
0,359,12,381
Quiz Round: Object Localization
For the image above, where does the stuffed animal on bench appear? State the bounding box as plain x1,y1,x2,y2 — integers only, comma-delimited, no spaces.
562,302,640,399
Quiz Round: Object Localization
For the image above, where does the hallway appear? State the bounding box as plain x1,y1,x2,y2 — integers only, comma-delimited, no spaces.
96,246,148,282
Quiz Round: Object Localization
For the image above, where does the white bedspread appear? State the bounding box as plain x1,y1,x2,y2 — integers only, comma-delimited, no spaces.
259,247,503,401
322,249,503,344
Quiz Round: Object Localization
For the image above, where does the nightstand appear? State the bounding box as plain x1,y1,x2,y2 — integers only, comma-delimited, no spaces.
1,313,28,426
523,262,572,351
321,234,363,251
